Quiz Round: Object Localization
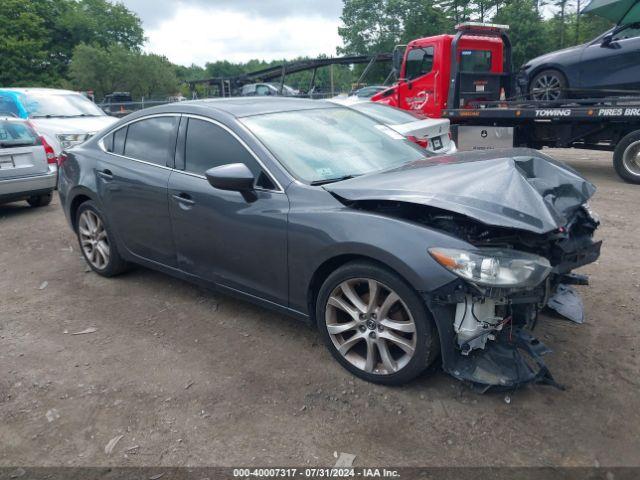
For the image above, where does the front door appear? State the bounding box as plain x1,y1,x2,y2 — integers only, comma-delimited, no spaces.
580,25,640,92
168,116,289,305
97,115,179,267
397,45,438,116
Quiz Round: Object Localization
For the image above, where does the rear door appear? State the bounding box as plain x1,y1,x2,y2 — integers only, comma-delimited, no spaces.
97,115,179,267
0,120,47,180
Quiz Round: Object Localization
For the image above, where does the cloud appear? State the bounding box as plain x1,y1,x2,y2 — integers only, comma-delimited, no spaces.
120,0,342,28
143,6,342,66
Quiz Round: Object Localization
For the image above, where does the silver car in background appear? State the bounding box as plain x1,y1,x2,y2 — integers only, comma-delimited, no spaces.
329,97,456,155
0,117,57,207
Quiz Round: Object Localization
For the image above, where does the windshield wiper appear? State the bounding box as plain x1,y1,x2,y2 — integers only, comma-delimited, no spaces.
310,175,360,186
31,114,74,119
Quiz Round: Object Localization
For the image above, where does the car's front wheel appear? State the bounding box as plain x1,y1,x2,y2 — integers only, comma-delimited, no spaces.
75,201,129,276
530,69,566,101
316,261,439,385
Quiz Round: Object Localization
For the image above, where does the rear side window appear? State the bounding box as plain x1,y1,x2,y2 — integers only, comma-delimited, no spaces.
0,120,38,148
460,50,493,72
184,118,275,189
124,116,179,166
405,46,434,80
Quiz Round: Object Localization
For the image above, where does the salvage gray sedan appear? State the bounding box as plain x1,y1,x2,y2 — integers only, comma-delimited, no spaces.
58,98,601,391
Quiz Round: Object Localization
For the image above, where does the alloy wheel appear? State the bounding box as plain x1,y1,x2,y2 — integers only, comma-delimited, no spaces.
623,140,640,178
78,210,110,270
531,74,562,101
325,278,417,375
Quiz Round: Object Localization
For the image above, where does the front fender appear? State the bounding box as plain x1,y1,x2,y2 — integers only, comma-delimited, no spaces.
286,187,469,313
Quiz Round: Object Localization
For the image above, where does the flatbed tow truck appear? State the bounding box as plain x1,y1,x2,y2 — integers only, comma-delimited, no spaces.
371,22,640,184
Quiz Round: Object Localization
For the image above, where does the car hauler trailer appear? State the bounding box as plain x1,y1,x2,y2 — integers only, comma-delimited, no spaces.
371,22,640,184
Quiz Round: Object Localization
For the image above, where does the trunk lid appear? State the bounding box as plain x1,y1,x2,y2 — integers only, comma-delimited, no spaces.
324,148,596,234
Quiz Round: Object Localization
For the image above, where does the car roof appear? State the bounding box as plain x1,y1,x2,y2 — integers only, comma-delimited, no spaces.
0,88,78,95
177,97,336,118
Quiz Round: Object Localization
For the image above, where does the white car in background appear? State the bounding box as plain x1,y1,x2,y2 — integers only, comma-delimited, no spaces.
329,97,456,155
0,88,118,156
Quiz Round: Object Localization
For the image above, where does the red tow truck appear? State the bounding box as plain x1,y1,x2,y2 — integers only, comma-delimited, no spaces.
372,22,640,184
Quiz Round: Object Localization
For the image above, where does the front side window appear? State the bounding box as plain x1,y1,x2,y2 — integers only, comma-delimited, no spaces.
184,118,275,189
123,116,179,166
405,46,434,80
242,107,426,184
460,50,493,72
23,93,106,118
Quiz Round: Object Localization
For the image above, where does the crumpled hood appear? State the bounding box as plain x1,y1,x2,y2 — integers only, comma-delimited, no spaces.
324,148,596,234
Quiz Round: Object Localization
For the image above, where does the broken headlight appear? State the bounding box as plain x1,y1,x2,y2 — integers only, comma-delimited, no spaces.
429,247,552,288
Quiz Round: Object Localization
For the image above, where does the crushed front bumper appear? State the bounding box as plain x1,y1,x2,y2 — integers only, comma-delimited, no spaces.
423,269,596,393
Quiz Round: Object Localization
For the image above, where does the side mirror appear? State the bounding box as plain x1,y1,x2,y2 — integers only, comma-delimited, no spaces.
601,33,614,47
205,163,255,192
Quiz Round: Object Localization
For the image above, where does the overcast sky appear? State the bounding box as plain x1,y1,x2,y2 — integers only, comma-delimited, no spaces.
118,0,344,66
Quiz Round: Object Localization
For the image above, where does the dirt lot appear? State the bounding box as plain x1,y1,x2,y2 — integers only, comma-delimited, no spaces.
1,149,639,468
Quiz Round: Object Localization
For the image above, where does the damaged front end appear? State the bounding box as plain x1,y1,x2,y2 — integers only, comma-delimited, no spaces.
411,202,600,392
325,150,602,391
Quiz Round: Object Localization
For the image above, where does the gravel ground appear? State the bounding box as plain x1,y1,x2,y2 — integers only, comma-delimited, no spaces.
0,149,638,468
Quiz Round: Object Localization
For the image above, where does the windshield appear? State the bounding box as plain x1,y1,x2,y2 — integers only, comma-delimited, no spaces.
352,102,422,125
24,93,105,118
242,107,427,184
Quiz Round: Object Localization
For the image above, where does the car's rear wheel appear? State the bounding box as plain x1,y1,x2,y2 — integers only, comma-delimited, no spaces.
27,193,52,207
75,201,129,276
316,261,439,385
614,130,640,184
530,69,566,101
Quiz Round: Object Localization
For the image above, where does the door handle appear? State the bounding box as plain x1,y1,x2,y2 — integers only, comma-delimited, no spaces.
97,169,113,180
172,193,195,206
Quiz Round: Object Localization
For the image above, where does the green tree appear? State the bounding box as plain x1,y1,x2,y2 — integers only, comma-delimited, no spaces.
0,0,51,86
493,0,549,68
69,44,179,100
0,0,144,86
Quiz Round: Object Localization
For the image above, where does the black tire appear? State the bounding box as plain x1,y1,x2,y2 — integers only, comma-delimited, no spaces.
529,69,567,101
75,200,130,277
316,261,439,385
27,192,52,207
613,130,640,184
